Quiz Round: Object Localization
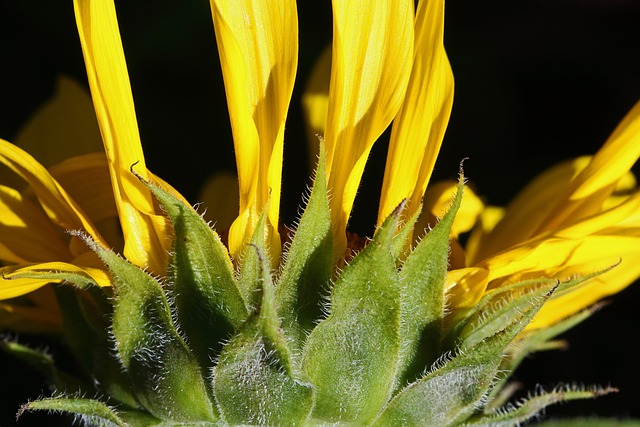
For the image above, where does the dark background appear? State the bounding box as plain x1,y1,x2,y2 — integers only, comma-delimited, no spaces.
1,0,640,425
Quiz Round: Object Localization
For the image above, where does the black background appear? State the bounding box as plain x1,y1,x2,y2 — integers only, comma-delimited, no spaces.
1,0,640,425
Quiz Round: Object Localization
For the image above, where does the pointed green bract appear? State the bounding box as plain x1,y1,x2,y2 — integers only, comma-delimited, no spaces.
374,273,557,426
79,233,217,423
465,386,618,427
302,210,402,424
214,244,313,425
142,177,248,366
54,286,139,408
396,176,463,385
457,280,559,350
18,397,127,427
276,142,333,353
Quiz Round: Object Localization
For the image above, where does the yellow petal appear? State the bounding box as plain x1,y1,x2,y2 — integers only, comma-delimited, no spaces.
572,99,640,200
481,235,639,286
538,99,640,232
301,45,332,171
14,75,103,167
445,267,489,310
0,185,71,263
48,153,118,224
210,0,298,261
1,261,111,300
467,157,591,264
416,180,484,238
74,0,169,273
530,251,640,329
377,0,454,226
0,139,104,252
325,0,414,256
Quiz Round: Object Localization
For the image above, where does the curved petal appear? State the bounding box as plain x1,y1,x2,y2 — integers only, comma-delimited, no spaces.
325,0,414,256
467,157,590,264
0,139,104,253
531,251,640,329
538,99,640,233
14,75,103,168
0,185,71,263
481,235,639,286
73,0,169,273
209,0,298,261
445,267,489,311
377,0,454,226
48,153,118,224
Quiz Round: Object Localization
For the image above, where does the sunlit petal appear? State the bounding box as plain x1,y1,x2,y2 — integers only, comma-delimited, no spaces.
209,0,298,261
0,139,104,255
538,99,640,232
0,185,71,263
324,0,414,256
377,0,454,227
531,252,640,329
48,153,118,224
74,0,170,273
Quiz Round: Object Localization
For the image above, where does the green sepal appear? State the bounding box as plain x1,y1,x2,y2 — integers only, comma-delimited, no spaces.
237,210,270,309
506,303,600,372
456,279,559,350
302,208,402,424
140,175,249,366
76,232,218,423
18,397,127,427
276,142,332,353
214,244,313,425
5,269,97,289
54,286,139,408
396,176,463,385
374,275,556,426
465,385,618,427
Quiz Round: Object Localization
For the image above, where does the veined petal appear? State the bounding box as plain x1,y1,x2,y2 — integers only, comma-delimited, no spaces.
210,0,298,260
74,0,169,273
48,153,118,224
377,0,454,226
0,140,105,253
538,99,640,232
0,185,71,263
445,267,489,311
531,251,640,329
467,157,590,264
325,0,414,256
481,235,639,286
